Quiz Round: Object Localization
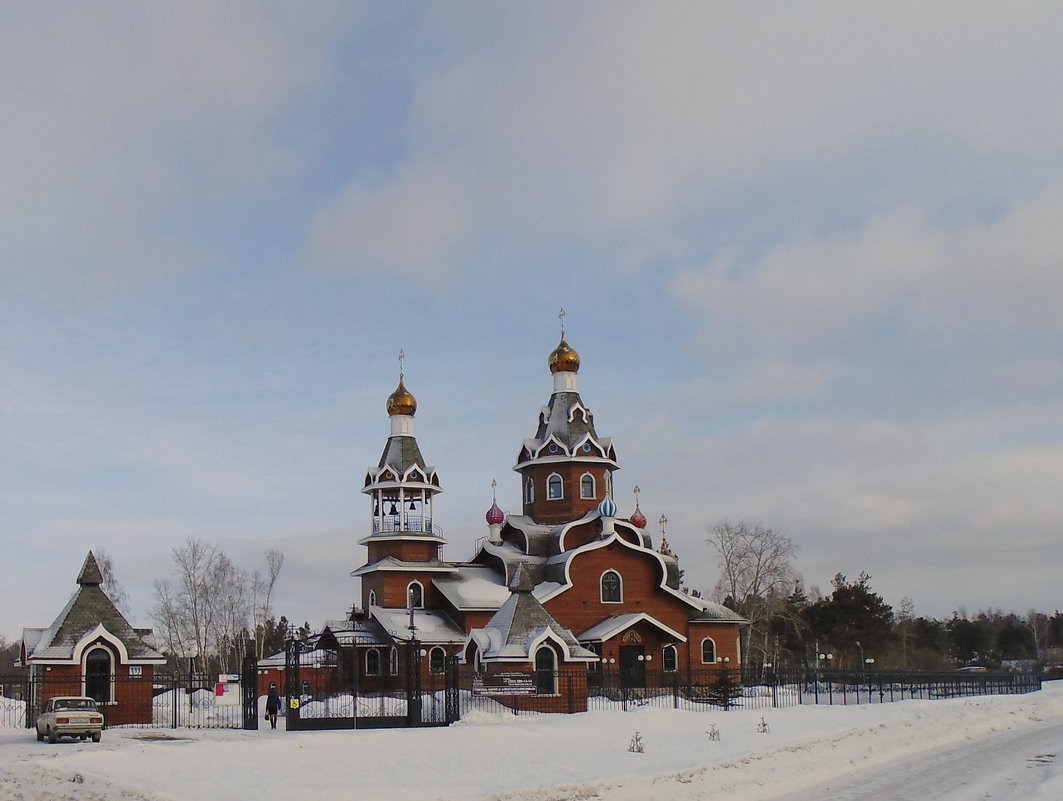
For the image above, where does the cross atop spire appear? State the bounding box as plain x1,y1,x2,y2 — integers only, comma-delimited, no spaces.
398,349,406,380
559,307,566,337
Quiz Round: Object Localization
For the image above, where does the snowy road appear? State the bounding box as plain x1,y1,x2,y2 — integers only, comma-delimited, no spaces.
780,717,1063,801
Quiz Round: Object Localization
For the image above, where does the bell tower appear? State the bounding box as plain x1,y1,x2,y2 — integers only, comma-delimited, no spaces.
354,353,447,608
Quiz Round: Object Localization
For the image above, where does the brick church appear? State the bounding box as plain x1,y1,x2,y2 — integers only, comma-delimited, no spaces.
304,331,745,712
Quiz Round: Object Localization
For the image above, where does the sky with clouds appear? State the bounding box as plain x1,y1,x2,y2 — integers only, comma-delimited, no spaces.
4,2,1063,641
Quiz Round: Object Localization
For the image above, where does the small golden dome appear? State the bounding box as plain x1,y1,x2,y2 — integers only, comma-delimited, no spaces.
386,378,417,417
548,335,581,374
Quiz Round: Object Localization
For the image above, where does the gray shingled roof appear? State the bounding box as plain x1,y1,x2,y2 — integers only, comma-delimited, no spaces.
23,552,165,663
471,587,597,662
377,434,427,473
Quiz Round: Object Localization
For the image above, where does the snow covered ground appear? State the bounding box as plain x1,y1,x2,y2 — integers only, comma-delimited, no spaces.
1,682,1059,801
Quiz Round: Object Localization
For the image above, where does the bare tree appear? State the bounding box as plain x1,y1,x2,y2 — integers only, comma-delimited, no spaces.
152,538,221,672
94,547,130,615
708,520,798,665
253,550,285,659
152,539,284,672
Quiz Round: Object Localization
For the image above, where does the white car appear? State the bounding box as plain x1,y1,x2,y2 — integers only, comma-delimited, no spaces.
35,696,104,743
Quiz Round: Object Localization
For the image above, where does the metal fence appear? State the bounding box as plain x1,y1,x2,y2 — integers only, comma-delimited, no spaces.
459,667,1042,716
3,667,1041,729
0,672,254,730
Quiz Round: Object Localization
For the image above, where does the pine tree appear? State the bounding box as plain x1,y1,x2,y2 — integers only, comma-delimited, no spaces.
705,671,743,710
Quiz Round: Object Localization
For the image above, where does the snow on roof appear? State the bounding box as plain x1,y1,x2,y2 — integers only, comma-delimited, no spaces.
578,613,687,643
371,607,466,645
351,555,458,577
468,591,597,663
259,648,336,669
433,566,510,609
690,598,747,623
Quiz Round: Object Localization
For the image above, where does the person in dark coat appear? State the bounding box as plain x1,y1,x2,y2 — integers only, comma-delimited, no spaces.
265,682,281,729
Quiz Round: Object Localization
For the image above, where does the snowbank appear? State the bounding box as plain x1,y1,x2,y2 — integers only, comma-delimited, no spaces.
0,683,1059,801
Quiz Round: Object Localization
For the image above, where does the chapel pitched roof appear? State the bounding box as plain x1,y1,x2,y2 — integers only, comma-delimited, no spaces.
22,552,165,663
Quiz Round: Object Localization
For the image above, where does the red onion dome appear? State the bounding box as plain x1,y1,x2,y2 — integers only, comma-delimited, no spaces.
630,506,647,529
485,501,504,526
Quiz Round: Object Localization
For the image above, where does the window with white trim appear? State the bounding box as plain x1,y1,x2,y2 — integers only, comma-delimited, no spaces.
662,645,678,672
429,646,446,675
701,638,717,664
547,473,563,500
366,648,381,676
600,570,622,603
407,581,424,609
580,472,596,499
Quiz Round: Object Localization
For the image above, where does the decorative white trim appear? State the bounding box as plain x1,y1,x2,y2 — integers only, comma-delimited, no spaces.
539,532,716,614
81,643,115,703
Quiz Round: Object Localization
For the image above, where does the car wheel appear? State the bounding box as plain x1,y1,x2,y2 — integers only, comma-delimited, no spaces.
48,727,58,744
36,728,44,742
92,732,101,743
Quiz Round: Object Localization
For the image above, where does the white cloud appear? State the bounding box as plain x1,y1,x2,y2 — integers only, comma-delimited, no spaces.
304,165,470,280
0,3,351,283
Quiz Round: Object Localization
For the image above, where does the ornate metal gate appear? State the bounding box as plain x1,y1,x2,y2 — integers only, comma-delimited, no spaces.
283,636,458,731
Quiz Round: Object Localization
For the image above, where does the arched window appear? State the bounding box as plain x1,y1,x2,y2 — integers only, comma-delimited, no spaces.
368,590,377,607
662,645,678,672
701,638,717,665
525,478,534,504
585,642,601,672
365,648,381,676
547,474,563,500
534,646,556,694
600,570,622,603
389,647,399,675
429,647,446,675
580,473,596,499
407,581,424,609
84,647,112,704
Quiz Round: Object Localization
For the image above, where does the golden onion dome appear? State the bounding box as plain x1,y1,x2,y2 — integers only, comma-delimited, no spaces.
386,377,417,417
548,335,581,374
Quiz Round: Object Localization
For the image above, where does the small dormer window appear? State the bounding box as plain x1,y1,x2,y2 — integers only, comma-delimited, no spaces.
547,474,563,500
407,581,424,609
525,478,534,504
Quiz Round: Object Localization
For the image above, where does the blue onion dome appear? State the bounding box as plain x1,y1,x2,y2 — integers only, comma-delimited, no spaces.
386,377,417,417
598,496,617,518
548,335,581,374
